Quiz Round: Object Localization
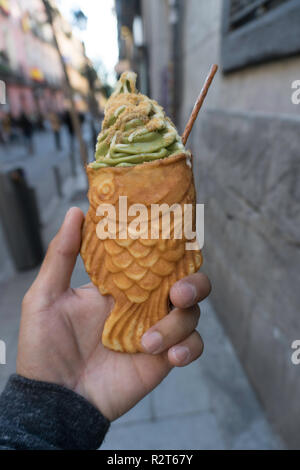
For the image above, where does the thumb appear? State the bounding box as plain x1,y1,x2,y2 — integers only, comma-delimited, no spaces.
35,207,84,298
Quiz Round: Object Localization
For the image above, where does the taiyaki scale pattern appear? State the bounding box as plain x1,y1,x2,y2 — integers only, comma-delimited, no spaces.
81,153,202,353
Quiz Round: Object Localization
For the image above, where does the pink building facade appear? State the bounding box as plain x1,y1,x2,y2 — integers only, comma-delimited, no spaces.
0,0,82,118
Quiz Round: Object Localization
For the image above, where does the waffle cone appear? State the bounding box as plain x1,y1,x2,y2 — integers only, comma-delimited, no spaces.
81,153,202,353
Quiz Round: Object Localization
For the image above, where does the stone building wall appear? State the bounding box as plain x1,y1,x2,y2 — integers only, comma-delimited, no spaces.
142,0,300,448
142,0,171,109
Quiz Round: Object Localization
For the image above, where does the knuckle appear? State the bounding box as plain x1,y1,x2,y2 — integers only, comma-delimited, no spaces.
169,307,199,333
49,235,70,258
22,290,34,309
48,236,59,252
193,304,201,317
204,276,212,295
194,332,204,357
193,272,211,291
170,308,188,328
199,273,212,294
186,307,200,329
198,337,204,355
183,305,201,322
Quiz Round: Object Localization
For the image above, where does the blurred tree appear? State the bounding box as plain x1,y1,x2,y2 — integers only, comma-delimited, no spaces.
93,60,114,98
72,7,102,146
80,59,114,145
80,60,101,147
42,0,89,170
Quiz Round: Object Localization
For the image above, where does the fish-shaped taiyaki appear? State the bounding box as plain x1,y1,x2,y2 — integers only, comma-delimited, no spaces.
81,72,202,353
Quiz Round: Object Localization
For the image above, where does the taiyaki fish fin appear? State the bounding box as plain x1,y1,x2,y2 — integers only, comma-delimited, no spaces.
102,277,170,353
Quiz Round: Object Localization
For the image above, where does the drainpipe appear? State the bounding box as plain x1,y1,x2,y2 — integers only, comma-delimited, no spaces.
168,0,181,126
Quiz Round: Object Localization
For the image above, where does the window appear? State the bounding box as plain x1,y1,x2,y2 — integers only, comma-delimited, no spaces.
221,0,300,72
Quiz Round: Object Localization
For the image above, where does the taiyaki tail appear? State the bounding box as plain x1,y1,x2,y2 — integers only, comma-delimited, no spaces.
102,280,169,353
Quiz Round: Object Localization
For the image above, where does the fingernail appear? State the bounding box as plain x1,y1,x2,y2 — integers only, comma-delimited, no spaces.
141,331,163,354
172,346,190,364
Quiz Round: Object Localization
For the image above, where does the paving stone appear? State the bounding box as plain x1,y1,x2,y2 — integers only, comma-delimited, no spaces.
114,395,153,427
196,299,266,446
101,411,226,450
231,418,284,450
151,360,211,419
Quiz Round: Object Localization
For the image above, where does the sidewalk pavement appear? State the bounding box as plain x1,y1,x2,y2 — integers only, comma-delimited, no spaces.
0,125,93,214
0,126,93,282
0,185,285,450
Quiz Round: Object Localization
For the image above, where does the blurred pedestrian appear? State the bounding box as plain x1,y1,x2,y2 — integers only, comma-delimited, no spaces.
36,112,46,132
63,109,74,154
0,120,4,144
2,112,12,143
18,112,34,155
49,110,62,151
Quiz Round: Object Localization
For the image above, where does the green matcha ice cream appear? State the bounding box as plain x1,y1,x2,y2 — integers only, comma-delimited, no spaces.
91,71,187,168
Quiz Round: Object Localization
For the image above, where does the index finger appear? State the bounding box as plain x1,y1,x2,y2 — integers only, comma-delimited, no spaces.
170,273,212,309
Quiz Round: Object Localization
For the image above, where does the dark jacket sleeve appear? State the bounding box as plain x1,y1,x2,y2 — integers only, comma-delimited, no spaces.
0,375,110,450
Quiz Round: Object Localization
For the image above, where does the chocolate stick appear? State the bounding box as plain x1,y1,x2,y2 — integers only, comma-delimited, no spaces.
182,64,218,146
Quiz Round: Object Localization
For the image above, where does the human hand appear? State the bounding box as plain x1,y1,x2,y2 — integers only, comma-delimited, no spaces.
17,208,211,421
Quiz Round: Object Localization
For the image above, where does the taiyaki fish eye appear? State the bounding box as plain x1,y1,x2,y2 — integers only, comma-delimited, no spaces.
96,175,115,200
102,184,111,195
